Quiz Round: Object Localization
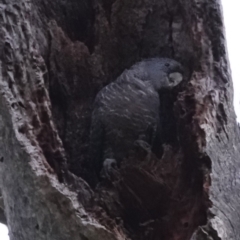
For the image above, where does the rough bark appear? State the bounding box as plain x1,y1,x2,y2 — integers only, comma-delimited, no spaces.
0,0,238,240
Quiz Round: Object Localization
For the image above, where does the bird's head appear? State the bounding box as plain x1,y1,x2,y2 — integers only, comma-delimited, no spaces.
131,58,184,91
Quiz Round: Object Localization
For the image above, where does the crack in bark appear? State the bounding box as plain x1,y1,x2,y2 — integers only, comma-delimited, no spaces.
0,0,238,239
162,0,175,58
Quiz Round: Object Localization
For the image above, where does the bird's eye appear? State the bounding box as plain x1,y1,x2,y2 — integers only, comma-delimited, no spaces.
165,63,170,67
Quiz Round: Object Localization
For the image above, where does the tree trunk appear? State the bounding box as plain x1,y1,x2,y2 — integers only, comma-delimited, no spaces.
0,0,238,239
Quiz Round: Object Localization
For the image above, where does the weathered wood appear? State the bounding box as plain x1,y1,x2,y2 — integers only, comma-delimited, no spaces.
0,0,238,239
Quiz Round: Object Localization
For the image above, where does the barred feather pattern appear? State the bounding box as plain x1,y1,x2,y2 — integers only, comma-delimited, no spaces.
89,58,183,176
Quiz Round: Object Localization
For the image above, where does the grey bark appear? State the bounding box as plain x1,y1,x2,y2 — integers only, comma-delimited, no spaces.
0,0,238,240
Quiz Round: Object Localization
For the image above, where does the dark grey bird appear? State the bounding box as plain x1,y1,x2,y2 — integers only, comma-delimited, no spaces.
89,58,183,179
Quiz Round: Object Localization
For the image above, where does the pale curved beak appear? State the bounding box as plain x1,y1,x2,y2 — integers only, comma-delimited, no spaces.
169,72,183,85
